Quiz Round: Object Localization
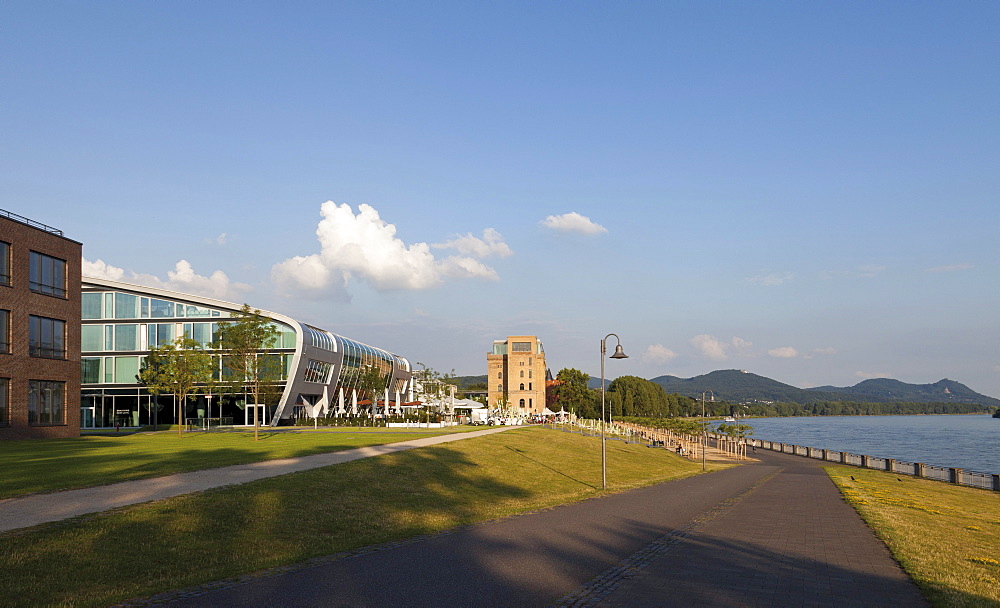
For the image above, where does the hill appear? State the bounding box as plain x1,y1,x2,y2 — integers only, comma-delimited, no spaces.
649,370,1000,407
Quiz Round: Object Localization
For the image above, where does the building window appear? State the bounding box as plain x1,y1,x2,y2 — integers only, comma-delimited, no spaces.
81,358,102,384
497,384,502,392
529,383,532,390
519,383,525,390
0,378,8,425
520,370,524,378
29,315,66,359
29,380,66,425
512,342,531,352
304,359,333,383
29,251,67,298
0,310,8,354
82,293,103,319
0,241,9,286
519,399,525,408
497,372,501,379
529,370,532,378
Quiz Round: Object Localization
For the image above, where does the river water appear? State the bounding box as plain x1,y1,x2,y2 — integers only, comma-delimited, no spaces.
743,414,1000,475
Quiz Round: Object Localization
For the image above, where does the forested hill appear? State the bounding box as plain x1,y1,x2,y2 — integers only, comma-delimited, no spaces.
650,370,1000,407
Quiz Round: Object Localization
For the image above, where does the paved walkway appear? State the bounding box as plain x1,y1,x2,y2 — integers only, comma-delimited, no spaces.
0,426,517,533
135,447,927,607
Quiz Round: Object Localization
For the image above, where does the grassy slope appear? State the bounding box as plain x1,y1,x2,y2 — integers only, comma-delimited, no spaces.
827,466,1000,607
0,427,723,607
0,427,475,499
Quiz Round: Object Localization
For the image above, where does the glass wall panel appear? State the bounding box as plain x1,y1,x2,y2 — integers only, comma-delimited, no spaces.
104,293,114,318
147,323,174,348
115,293,140,319
29,316,66,358
81,358,102,384
140,298,150,318
114,356,140,384
149,299,175,318
114,324,139,351
186,305,212,318
104,357,114,383
82,293,103,319
191,323,213,346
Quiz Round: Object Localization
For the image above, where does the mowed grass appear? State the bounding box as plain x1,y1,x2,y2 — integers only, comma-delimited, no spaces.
828,466,1000,607
0,426,477,499
0,427,722,607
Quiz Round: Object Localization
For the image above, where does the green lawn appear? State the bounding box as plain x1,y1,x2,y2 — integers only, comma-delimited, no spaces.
828,466,1000,607
0,426,476,499
0,427,722,607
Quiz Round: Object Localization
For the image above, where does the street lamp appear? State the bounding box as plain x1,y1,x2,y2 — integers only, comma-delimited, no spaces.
701,390,715,471
601,333,629,490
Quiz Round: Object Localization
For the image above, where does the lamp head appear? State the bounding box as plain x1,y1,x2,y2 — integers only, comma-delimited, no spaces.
610,344,629,359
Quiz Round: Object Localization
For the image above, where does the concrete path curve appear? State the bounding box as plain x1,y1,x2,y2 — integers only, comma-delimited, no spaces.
0,426,517,533
134,447,927,607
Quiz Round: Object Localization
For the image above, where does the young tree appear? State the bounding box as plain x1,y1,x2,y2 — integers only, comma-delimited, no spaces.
137,337,216,438
356,364,388,424
214,304,281,441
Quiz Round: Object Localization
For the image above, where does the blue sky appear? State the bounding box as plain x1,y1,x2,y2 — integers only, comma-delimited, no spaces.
3,2,998,397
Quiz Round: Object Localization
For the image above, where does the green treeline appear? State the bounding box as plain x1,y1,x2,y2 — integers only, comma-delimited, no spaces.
548,369,994,420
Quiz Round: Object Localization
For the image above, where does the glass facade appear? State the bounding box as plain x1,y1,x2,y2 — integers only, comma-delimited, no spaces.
29,251,67,297
80,281,409,427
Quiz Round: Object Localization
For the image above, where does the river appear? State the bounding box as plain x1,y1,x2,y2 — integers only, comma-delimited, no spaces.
742,414,1000,474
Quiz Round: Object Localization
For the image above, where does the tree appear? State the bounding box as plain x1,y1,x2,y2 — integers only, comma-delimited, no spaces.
138,337,216,438
214,304,281,440
356,364,388,423
550,368,595,417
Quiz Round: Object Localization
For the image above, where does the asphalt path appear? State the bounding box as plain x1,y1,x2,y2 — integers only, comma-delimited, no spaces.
143,448,926,607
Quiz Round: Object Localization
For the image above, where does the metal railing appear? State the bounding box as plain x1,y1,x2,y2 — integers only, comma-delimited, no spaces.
1,208,64,236
756,439,1000,492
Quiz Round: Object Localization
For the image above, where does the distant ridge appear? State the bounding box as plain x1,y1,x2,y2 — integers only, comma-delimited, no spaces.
649,369,1000,407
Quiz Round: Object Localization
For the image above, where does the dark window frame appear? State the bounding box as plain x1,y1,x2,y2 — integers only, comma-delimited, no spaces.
29,315,67,359
0,309,9,354
28,379,66,426
0,241,10,286
29,251,67,298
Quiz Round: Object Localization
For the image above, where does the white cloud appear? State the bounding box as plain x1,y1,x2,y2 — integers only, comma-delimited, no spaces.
814,347,837,356
926,263,973,273
857,264,886,278
768,346,799,358
433,228,512,258
643,344,678,365
271,201,502,298
691,335,729,361
690,335,752,361
746,272,793,286
539,212,608,236
855,370,891,379
82,258,251,301
82,258,125,281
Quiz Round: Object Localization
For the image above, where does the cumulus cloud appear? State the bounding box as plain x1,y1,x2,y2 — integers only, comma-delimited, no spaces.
271,201,505,299
746,272,793,286
856,370,891,379
540,212,608,236
690,335,752,361
82,258,251,301
433,228,513,258
926,263,973,273
643,344,678,365
768,346,799,358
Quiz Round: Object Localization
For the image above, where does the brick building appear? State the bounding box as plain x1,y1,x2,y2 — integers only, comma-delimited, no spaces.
0,210,82,439
487,335,547,414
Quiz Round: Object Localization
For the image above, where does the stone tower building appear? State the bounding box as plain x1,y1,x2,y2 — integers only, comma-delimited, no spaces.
487,335,546,414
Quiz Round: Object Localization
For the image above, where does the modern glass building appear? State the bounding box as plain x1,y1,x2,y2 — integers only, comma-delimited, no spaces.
81,277,412,428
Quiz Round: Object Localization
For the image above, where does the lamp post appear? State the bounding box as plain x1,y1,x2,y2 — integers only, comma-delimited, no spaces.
701,390,714,471
601,334,629,490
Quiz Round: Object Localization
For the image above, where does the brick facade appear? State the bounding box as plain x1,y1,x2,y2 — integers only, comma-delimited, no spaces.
0,212,82,439
487,335,546,414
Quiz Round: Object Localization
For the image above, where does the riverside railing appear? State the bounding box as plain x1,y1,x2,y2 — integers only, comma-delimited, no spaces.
756,439,1000,492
